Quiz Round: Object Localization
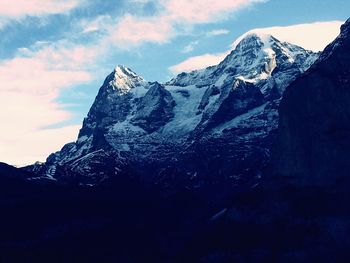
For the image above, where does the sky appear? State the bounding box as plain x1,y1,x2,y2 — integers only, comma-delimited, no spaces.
0,0,349,166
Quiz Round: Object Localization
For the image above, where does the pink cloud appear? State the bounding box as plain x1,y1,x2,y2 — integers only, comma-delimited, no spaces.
0,90,82,165
0,117,81,166
0,44,96,166
0,55,92,98
111,15,173,47
34,45,98,70
108,0,265,47
163,0,266,24
0,0,81,17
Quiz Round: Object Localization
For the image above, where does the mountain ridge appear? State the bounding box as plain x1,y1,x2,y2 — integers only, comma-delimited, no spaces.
27,31,319,186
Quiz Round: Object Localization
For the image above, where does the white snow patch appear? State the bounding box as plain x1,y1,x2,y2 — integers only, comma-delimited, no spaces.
162,85,207,136
112,120,145,134
110,65,146,94
119,143,130,151
214,103,268,133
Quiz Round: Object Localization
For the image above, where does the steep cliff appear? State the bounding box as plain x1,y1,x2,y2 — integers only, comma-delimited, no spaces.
271,19,350,186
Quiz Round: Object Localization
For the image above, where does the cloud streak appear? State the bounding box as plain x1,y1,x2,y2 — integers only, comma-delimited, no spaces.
181,41,199,53
206,29,230,37
169,52,229,74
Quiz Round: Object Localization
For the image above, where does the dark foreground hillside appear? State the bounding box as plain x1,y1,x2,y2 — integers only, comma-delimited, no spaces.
1,165,350,262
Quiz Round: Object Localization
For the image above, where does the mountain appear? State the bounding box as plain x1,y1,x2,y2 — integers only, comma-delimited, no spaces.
271,18,350,187
27,32,318,186
5,21,350,263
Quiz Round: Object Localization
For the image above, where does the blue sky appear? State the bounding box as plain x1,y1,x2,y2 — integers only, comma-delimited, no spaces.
0,0,349,165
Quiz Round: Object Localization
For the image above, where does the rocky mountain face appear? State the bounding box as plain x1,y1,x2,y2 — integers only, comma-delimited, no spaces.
271,18,350,187
28,32,318,186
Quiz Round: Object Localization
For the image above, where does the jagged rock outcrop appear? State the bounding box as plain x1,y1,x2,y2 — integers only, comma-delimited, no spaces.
196,79,265,132
271,19,350,186
131,82,176,133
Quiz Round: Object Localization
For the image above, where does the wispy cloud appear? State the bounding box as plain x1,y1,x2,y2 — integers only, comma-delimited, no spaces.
0,0,81,17
0,0,83,32
206,29,230,37
181,41,199,53
81,15,113,34
162,0,265,24
101,0,266,48
111,14,174,47
169,52,229,74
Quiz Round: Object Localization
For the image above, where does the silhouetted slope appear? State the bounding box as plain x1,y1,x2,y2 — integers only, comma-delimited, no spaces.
271,18,350,186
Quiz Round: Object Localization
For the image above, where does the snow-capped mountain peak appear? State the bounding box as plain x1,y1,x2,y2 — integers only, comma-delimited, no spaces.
168,32,318,95
219,33,278,83
232,32,274,51
110,65,146,93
